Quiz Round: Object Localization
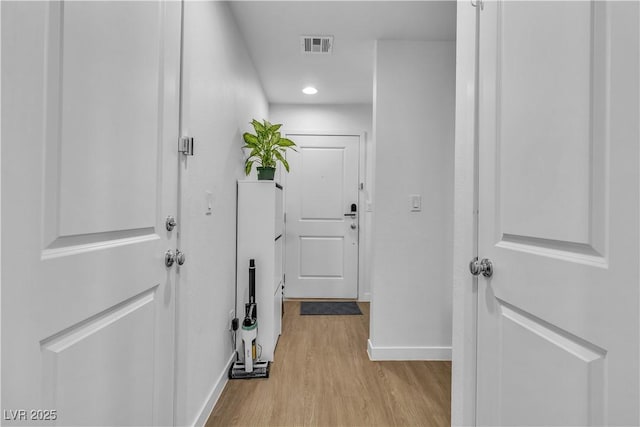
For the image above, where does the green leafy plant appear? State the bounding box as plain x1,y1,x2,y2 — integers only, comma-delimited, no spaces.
243,119,297,176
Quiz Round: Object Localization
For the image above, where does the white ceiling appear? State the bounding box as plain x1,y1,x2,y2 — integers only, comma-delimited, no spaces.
228,1,457,105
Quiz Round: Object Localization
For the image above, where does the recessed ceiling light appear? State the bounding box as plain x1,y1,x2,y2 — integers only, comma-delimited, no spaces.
302,86,318,95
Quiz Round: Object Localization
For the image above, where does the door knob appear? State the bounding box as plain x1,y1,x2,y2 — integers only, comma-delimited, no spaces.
176,250,186,266
165,216,177,231
165,249,176,267
469,257,493,278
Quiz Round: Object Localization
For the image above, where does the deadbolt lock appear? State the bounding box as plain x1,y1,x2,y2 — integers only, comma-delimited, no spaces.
166,216,177,231
165,249,176,268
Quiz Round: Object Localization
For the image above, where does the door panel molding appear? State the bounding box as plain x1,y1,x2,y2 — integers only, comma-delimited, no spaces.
498,301,606,426
40,286,157,351
299,146,346,220
42,1,164,244
41,287,158,426
299,235,345,278
498,234,607,268
494,1,609,256
41,228,158,259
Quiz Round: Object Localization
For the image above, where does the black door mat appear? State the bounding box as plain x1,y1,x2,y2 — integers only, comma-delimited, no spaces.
300,301,362,315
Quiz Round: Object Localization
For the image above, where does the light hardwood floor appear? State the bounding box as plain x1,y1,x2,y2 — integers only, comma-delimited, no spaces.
207,301,451,427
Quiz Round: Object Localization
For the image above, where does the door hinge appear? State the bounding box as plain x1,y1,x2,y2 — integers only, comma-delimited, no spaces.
179,136,195,156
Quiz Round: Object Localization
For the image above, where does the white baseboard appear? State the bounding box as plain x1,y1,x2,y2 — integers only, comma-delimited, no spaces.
358,292,372,302
192,353,235,427
367,339,451,361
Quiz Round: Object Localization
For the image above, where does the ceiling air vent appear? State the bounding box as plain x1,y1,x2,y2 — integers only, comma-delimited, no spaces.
301,36,334,54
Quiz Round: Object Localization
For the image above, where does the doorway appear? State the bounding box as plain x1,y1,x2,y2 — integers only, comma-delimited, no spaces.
283,132,363,299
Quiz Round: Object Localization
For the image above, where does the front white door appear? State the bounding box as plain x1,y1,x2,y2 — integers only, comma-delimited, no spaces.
476,1,639,425
2,2,181,425
284,134,360,299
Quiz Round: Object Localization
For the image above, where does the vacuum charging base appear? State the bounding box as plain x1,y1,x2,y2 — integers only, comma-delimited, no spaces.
228,360,270,380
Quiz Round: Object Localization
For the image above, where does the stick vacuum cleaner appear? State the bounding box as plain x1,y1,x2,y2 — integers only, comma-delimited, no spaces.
229,259,270,379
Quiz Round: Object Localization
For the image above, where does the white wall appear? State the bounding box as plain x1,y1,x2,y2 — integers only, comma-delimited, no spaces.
178,2,268,425
368,41,455,360
270,104,372,134
269,104,374,301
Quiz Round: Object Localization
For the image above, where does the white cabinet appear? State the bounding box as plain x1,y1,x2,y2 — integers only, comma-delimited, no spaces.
236,181,284,362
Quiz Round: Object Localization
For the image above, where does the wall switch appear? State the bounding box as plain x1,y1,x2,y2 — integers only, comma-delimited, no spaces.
410,194,422,212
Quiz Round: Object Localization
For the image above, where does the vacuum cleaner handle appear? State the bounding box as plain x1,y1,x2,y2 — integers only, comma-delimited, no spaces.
249,259,256,305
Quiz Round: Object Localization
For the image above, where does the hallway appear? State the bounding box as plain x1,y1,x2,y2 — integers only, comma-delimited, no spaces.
207,301,451,427
4,1,639,425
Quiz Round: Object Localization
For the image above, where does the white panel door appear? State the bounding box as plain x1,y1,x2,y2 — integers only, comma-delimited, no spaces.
2,2,181,425
476,2,639,425
285,134,359,299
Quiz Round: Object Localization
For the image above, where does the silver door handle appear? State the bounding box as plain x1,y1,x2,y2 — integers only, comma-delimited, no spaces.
344,213,356,218
165,249,176,268
176,250,186,266
469,257,493,278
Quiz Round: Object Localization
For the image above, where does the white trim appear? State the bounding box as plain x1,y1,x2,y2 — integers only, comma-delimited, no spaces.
359,292,372,303
282,129,367,300
0,1,3,413
191,353,235,427
284,129,364,137
367,339,452,361
357,131,367,302
451,2,479,426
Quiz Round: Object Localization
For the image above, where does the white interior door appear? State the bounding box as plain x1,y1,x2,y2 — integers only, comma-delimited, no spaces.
476,1,639,425
284,134,360,299
1,2,181,425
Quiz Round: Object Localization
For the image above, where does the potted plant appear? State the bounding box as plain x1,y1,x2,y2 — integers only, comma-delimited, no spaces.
243,119,297,180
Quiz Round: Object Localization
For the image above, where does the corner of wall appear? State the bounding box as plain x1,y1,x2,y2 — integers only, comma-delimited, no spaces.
369,39,455,360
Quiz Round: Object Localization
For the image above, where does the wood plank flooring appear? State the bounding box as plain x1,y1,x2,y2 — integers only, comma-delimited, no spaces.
207,301,451,427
